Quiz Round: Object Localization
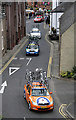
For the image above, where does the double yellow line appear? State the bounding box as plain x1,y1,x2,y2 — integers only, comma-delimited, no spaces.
0,39,28,75
59,104,69,119
47,57,52,78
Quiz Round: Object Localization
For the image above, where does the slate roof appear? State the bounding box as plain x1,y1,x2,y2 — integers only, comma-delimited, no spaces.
59,2,76,35
51,2,73,13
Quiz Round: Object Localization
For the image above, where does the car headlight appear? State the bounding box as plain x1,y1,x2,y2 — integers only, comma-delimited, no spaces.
32,101,37,105
50,101,53,105
38,33,41,37
35,49,38,52
26,49,29,52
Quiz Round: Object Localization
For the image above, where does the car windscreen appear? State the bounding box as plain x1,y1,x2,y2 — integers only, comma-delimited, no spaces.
31,31,39,33
36,16,42,18
32,88,49,96
28,45,38,49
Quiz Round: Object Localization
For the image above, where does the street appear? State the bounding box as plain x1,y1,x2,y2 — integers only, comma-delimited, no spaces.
0,18,75,119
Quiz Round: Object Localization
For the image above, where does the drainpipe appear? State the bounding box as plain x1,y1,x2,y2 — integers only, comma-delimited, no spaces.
56,0,57,32
59,18,61,75
24,2,26,36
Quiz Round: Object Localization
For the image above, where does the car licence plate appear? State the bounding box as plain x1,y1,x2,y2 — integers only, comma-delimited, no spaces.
41,106,47,108
30,52,34,54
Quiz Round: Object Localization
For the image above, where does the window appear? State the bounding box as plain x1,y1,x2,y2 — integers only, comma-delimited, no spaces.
32,88,49,96
28,87,31,94
26,84,29,90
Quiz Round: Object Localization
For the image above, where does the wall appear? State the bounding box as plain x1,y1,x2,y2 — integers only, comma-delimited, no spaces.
74,22,76,65
2,17,7,55
60,23,74,72
0,15,7,56
6,2,26,50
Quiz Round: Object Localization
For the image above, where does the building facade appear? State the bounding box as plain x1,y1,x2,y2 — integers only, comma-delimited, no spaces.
5,2,26,50
0,2,26,56
0,2,7,56
27,1,52,10
59,2,76,72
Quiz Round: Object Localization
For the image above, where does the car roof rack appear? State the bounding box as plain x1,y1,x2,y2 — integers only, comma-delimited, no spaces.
25,68,48,88
32,24,40,29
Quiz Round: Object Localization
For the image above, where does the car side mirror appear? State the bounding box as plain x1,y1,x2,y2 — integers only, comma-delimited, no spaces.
28,34,30,37
50,92,52,94
27,91,30,95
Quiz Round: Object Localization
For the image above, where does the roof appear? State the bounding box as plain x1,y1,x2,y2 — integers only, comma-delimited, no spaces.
51,2,73,13
60,2,75,35
31,82,46,89
32,28,39,31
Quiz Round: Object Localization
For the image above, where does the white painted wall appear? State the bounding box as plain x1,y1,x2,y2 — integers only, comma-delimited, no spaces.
50,0,63,34
50,13,63,34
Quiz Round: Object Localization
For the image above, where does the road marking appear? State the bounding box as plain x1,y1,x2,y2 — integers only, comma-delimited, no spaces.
0,81,7,94
13,57,17,60
59,104,68,119
26,58,32,66
44,22,46,29
45,33,52,46
45,33,53,78
44,22,48,29
9,67,20,76
66,101,74,119
0,39,28,75
47,57,52,78
24,117,26,120
19,58,25,60
26,21,31,23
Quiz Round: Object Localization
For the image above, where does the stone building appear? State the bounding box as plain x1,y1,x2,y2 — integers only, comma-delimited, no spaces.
59,2,76,72
5,2,26,50
51,2,76,72
0,2,26,56
27,1,52,10
0,2,7,56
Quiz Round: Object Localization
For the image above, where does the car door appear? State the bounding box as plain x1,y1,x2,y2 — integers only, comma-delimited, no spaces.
27,86,31,103
26,84,29,101
42,16,44,21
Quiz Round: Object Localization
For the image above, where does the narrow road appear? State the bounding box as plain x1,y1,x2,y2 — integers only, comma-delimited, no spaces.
1,18,75,120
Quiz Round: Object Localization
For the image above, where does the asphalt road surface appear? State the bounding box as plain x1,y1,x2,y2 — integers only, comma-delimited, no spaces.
1,18,75,120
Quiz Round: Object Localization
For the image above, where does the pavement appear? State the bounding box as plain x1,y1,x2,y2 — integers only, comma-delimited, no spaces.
48,34,75,119
1,36,28,70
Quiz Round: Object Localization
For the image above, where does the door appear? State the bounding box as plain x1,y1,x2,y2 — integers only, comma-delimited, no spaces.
25,84,29,101
27,86,31,103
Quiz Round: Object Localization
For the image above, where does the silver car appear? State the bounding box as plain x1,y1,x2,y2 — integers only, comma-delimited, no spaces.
29,28,41,39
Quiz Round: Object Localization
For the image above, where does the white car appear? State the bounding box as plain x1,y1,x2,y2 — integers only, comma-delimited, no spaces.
29,28,41,39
